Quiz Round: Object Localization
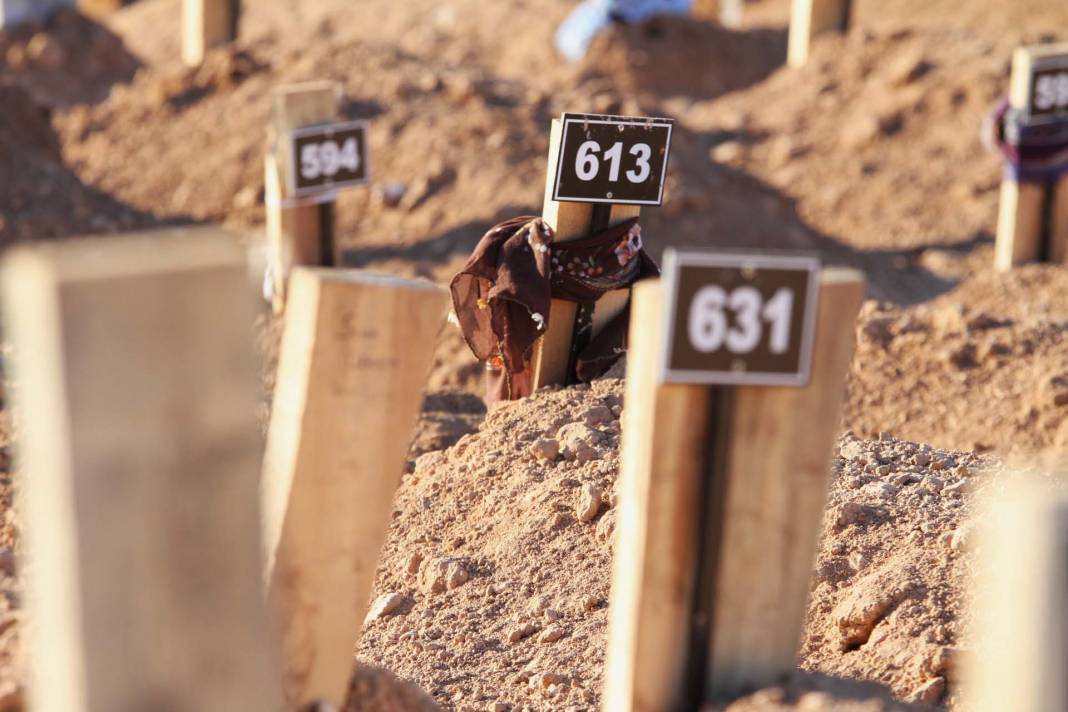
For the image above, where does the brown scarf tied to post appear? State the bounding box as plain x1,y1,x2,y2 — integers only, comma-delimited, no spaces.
450,215,658,405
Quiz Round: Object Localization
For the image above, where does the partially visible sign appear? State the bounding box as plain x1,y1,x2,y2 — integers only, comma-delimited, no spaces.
1029,58,1068,121
659,250,820,386
552,113,674,206
288,120,370,198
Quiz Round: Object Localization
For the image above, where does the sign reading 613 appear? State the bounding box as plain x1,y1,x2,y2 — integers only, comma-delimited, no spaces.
553,113,674,206
660,250,821,387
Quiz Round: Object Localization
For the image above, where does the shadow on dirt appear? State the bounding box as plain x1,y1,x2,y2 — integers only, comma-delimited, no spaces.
578,16,788,102
0,8,140,108
340,204,537,277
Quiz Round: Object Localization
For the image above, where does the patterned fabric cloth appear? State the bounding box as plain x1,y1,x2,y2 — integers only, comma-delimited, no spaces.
451,216,658,404
555,0,694,61
984,98,1068,183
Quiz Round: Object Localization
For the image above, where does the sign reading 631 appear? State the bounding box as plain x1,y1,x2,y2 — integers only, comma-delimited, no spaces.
659,250,821,386
552,113,674,206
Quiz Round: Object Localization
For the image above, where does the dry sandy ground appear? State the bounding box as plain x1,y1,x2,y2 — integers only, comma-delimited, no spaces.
1,0,1068,710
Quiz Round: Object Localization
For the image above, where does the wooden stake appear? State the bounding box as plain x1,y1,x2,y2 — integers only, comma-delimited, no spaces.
719,0,745,29
706,268,865,697
265,81,340,313
0,228,281,712
787,0,850,67
605,268,865,711
531,118,640,390
966,476,1068,712
262,268,448,709
181,0,240,66
995,45,1068,271
604,279,712,712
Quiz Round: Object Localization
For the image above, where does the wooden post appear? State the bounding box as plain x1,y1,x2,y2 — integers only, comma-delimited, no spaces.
530,118,640,389
604,268,866,711
262,268,448,709
0,228,281,712
265,81,340,314
787,0,851,67
182,0,240,66
966,477,1068,712
719,0,744,29
994,45,1068,271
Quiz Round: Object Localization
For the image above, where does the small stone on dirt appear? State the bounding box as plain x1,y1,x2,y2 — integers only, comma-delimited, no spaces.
577,484,603,523
364,592,410,624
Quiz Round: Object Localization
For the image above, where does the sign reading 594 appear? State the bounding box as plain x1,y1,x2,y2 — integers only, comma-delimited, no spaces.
1031,65,1068,119
288,120,370,198
552,113,674,206
659,250,820,386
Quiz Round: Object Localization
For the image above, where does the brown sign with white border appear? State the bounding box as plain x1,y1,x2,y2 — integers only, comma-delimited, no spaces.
659,250,821,386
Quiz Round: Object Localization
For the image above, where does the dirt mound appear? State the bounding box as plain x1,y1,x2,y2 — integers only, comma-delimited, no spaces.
0,8,138,108
845,266,1068,455
579,16,786,101
0,80,153,245
355,380,987,711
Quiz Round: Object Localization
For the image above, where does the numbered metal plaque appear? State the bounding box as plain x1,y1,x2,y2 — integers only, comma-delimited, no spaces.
1029,56,1068,121
659,250,820,386
288,120,371,197
552,113,674,206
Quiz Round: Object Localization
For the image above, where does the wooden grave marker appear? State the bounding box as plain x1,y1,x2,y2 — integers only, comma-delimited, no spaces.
787,0,851,67
605,251,865,711
994,43,1068,271
262,268,448,709
0,227,281,712
966,476,1068,712
266,82,372,313
182,0,240,66
531,113,673,390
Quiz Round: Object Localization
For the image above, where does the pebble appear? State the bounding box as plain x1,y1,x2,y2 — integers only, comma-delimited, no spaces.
420,557,471,594
861,482,898,500
885,51,931,85
907,677,946,705
557,423,603,462
840,113,881,148
581,595,602,612
529,438,559,461
535,672,567,689
950,523,976,552
364,592,409,624
27,33,65,69
710,141,744,164
576,484,603,523
508,622,536,643
923,476,944,493
596,510,616,543
582,405,614,427
373,182,408,208
406,551,423,575
835,501,885,530
538,625,566,643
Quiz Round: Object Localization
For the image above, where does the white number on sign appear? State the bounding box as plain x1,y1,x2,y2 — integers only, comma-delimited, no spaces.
300,137,361,180
688,286,795,355
574,140,653,183
1035,72,1068,112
